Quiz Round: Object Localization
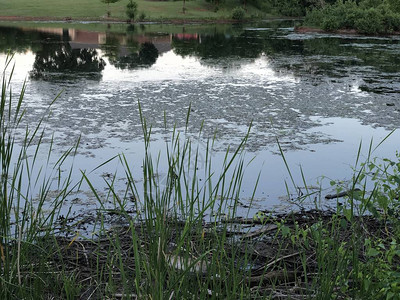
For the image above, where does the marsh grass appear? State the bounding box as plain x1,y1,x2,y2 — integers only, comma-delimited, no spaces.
79,101,258,298
0,54,82,298
1,54,400,299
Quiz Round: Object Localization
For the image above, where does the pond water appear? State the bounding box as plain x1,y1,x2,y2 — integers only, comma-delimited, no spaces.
1,20,400,222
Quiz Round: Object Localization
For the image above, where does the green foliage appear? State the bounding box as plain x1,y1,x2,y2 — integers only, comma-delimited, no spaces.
305,0,400,34
355,8,385,33
276,135,400,299
306,1,360,30
360,152,400,218
276,0,305,16
267,0,326,17
231,6,246,20
138,11,146,21
358,238,400,298
387,0,400,12
322,15,341,31
126,0,138,21
0,54,81,299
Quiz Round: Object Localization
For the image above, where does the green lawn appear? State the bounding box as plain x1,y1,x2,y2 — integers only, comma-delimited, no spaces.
0,0,267,21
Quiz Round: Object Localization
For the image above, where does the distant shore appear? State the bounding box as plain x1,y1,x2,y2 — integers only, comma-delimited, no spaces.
295,26,400,36
0,15,300,25
0,15,239,24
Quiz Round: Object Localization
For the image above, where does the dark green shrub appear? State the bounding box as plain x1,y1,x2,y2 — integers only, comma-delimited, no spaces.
232,7,246,20
277,0,304,16
138,12,146,21
343,8,362,28
359,0,386,9
304,9,324,26
387,0,400,12
322,16,341,31
305,0,400,34
126,0,138,21
355,8,384,33
378,3,400,31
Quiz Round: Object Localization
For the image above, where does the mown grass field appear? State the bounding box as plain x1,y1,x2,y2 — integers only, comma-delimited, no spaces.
0,0,267,21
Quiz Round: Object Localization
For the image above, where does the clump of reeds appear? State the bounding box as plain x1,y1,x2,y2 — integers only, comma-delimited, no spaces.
0,54,81,299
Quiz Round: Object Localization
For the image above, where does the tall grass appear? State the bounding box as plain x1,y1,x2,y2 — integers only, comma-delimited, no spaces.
81,101,258,298
0,54,81,299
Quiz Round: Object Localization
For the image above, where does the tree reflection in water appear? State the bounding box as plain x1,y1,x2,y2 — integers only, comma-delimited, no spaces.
105,41,159,70
30,30,105,81
1,23,399,92
31,46,106,80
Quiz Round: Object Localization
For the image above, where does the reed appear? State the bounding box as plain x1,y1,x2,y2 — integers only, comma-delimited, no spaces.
0,54,82,298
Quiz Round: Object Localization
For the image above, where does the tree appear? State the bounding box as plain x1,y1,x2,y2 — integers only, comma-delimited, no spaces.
101,0,121,17
126,0,138,22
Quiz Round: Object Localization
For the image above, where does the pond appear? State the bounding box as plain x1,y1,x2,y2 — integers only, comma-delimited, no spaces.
1,20,400,224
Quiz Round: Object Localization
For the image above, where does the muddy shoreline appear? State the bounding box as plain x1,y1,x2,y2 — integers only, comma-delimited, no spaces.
32,209,397,299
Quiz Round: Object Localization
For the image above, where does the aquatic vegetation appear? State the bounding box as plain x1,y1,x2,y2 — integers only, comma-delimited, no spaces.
0,54,81,298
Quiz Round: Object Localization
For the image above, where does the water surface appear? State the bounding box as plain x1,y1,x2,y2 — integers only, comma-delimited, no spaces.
1,21,399,220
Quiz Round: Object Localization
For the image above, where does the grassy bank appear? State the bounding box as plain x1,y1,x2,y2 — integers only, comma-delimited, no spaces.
0,0,267,22
2,55,400,299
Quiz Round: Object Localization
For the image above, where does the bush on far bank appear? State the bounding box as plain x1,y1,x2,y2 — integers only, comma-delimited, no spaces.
305,0,400,34
232,6,246,20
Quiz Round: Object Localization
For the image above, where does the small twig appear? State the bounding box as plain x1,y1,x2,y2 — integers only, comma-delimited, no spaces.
77,241,89,266
325,188,361,199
